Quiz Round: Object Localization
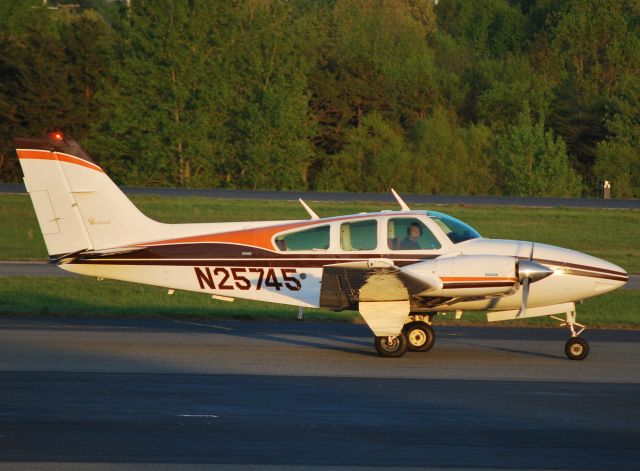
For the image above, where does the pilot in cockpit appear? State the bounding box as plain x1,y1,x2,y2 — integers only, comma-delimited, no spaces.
401,222,422,250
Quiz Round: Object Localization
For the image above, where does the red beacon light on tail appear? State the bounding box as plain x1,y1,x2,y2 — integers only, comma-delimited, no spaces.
52,131,64,141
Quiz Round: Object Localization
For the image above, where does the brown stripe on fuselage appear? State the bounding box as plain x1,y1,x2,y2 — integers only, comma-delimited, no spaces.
560,268,628,282
65,244,628,284
443,282,517,289
68,257,427,268
516,256,627,277
67,242,438,268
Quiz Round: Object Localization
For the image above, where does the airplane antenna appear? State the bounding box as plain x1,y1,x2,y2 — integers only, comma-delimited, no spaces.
299,198,319,219
390,188,411,211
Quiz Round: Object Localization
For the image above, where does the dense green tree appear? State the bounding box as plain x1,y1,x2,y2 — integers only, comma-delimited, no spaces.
87,0,231,187
494,111,582,197
223,1,315,190
1,0,638,197
535,0,640,192
317,112,412,192
436,0,529,58
594,76,640,197
473,54,551,131
89,0,314,189
408,108,494,195
0,5,112,180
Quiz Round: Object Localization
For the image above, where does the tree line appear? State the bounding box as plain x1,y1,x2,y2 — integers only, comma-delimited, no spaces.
1,0,638,197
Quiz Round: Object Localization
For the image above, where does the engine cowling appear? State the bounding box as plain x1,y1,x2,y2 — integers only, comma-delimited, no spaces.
401,255,520,298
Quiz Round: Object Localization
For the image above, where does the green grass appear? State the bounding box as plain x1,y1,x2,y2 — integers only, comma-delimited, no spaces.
1,193,638,272
0,276,357,322
1,276,637,328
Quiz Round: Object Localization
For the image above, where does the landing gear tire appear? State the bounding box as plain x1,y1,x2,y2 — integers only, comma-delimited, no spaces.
374,333,409,358
404,322,435,352
565,337,589,361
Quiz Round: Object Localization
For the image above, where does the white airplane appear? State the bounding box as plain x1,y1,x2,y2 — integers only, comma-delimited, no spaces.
15,133,628,360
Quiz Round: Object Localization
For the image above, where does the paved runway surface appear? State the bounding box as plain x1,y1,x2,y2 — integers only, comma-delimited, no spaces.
1,318,639,470
1,261,638,289
2,182,639,209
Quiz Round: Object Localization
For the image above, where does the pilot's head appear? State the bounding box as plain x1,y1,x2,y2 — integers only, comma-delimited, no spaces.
407,222,422,240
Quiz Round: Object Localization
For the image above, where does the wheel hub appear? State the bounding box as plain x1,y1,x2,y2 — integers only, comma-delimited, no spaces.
382,337,399,351
408,330,426,347
570,343,583,355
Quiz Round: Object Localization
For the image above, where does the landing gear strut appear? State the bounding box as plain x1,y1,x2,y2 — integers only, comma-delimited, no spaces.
551,311,589,360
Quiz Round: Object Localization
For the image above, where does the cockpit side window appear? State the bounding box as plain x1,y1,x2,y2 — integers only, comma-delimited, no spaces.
387,218,441,251
340,220,377,251
428,211,481,244
275,225,330,251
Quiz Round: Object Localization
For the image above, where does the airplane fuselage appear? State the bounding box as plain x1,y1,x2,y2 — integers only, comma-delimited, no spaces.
59,211,627,314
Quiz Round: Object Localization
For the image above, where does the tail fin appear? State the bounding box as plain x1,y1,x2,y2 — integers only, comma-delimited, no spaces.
15,133,162,258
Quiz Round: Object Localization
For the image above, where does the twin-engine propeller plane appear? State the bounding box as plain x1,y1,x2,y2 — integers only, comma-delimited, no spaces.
15,133,628,359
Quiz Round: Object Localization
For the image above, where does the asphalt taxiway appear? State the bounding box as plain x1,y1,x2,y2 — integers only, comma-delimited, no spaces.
1,318,639,470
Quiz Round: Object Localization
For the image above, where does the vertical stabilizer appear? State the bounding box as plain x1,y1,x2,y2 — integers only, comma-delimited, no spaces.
15,133,162,257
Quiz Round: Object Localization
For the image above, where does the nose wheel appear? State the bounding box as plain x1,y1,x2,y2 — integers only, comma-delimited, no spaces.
565,337,589,360
551,311,589,360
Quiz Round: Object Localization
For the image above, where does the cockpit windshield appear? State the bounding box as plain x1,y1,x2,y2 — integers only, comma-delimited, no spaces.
427,211,481,244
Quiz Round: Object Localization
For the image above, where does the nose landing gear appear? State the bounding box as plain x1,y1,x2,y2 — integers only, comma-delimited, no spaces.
551,311,589,360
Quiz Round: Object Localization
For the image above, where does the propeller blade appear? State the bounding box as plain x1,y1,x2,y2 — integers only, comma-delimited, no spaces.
518,242,533,317
517,276,529,318
516,244,554,318
529,242,535,261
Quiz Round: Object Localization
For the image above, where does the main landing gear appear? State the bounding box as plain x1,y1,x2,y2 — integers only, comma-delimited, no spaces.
374,315,435,358
551,311,589,360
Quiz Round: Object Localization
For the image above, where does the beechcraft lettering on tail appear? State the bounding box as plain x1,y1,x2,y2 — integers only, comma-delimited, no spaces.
15,133,628,359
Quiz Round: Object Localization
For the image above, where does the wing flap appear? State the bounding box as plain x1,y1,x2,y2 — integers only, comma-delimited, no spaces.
319,260,442,310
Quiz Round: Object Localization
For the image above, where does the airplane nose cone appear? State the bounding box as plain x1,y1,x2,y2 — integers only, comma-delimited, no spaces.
533,243,628,295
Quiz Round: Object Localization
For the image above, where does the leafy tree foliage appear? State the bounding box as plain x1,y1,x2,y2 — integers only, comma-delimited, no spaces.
317,112,411,192
408,108,494,195
594,77,640,197
494,112,581,197
0,0,638,198
0,5,112,180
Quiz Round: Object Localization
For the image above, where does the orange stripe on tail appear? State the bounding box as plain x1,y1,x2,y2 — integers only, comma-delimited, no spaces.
17,149,104,173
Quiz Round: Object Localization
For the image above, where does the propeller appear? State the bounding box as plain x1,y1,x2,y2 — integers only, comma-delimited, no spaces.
516,243,553,318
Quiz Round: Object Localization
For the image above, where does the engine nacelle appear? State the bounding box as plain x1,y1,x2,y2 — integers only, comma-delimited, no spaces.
401,255,519,298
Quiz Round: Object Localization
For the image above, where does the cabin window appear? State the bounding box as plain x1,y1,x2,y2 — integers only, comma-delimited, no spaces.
340,220,377,251
275,225,330,251
387,218,441,251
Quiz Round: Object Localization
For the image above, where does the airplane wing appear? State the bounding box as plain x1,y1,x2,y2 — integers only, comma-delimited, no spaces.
319,259,442,310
